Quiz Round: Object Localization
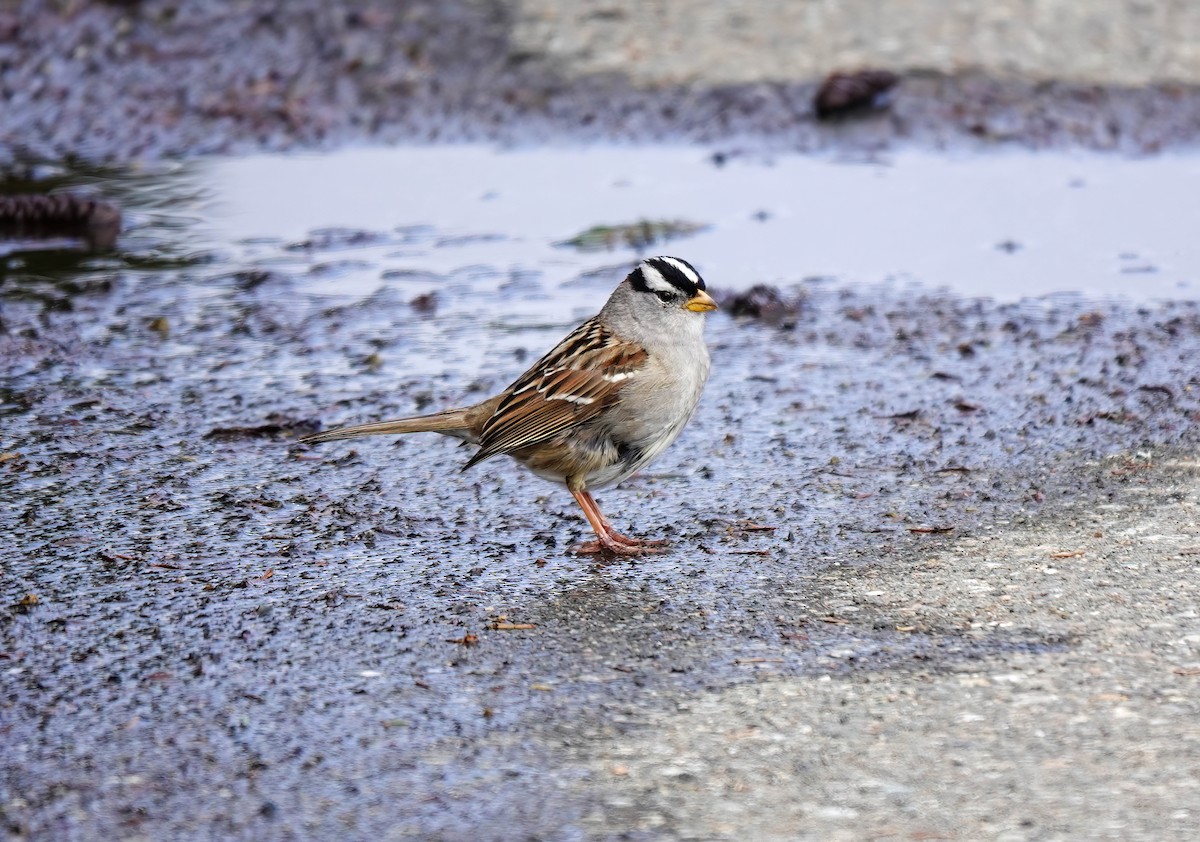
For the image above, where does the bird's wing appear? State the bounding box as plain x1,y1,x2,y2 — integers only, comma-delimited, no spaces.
464,317,649,467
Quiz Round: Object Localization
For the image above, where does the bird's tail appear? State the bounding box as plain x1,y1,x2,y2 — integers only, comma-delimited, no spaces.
299,407,472,445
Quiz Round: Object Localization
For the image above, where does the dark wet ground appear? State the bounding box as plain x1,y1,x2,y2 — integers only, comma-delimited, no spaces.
3,206,1200,835
4,0,1200,164
4,1,1200,839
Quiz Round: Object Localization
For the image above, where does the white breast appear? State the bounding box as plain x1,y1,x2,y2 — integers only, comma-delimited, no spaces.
584,316,711,489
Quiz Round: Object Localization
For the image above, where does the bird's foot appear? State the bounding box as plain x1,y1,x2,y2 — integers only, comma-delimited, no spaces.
572,533,669,557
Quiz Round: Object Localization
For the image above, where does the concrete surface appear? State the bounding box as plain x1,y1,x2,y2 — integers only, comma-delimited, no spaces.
516,0,1200,86
566,459,1200,840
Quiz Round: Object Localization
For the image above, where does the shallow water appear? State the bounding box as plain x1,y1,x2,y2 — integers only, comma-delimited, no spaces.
10,144,1196,388
4,141,1198,453
10,145,1200,306
200,144,1200,301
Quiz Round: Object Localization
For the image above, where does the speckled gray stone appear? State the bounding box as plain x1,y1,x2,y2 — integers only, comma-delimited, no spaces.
516,0,1200,86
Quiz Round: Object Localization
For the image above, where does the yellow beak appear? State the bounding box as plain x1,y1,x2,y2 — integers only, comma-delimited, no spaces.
684,289,718,312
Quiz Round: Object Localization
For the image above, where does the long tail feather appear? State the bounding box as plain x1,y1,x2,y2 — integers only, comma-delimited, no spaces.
299,408,472,444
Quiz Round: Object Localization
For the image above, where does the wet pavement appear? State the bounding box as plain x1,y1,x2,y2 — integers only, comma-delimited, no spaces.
3,147,1200,839
3,1,1200,839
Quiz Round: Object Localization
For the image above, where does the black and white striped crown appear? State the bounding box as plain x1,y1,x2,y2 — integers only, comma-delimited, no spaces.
629,256,705,298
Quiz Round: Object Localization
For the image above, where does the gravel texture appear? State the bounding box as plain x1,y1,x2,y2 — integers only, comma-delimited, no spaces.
3,253,1200,838
3,0,1200,164
4,2,1200,840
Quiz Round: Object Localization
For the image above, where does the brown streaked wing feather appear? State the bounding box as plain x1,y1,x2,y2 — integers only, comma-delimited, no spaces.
464,318,648,466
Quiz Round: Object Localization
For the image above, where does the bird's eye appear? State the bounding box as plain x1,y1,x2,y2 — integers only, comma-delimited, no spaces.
654,290,674,303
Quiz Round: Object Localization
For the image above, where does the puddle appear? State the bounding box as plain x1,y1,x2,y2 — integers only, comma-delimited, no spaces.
7,145,1200,306
7,143,1196,384
4,144,1200,495
202,145,1200,301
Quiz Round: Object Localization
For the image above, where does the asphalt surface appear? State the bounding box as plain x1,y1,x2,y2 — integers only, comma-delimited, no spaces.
4,260,1200,838
3,0,1200,163
3,2,1200,840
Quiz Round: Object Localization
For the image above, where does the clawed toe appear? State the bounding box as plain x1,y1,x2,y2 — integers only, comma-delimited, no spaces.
571,536,669,557
568,488,669,557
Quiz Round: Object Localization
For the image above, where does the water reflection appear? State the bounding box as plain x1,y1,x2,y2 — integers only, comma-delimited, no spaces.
0,157,214,310
3,145,1199,317
203,145,1200,302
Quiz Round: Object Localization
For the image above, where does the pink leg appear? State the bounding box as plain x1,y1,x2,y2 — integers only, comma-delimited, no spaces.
569,488,668,556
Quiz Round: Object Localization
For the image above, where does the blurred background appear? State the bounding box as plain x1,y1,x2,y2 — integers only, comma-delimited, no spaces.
4,4,1200,842
518,0,1200,86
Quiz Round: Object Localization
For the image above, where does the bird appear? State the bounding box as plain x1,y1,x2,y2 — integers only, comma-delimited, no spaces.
299,256,718,556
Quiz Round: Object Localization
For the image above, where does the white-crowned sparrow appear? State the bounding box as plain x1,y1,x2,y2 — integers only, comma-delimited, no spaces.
300,256,717,555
